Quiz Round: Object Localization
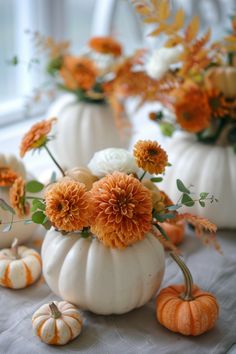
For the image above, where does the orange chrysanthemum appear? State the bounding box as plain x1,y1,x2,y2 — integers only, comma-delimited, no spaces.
60,56,97,91
9,177,29,217
133,140,168,175
206,88,230,118
89,36,122,57
172,82,211,133
0,167,19,187
45,179,91,232
20,118,56,157
89,172,152,249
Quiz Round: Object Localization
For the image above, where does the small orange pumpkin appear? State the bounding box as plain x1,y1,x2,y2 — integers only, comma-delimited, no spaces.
159,221,185,246
205,66,236,98
156,252,219,336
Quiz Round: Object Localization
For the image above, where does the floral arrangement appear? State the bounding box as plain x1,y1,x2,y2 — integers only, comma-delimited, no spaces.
13,33,152,128
133,0,236,149
0,117,221,252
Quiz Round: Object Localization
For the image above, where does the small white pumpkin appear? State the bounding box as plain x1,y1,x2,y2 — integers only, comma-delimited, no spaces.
161,132,236,228
32,301,83,345
47,94,130,169
0,153,37,248
42,228,165,315
0,238,42,289
205,66,236,98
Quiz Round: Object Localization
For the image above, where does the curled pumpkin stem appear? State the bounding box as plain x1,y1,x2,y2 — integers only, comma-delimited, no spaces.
170,252,194,301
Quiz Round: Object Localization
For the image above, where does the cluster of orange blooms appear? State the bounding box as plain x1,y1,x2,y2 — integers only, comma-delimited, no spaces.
3,118,219,252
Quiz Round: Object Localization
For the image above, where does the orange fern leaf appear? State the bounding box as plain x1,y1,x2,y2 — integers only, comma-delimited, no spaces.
151,227,181,253
185,16,200,42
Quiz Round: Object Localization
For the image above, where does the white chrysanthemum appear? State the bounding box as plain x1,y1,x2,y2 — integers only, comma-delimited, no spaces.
88,148,139,178
146,47,181,80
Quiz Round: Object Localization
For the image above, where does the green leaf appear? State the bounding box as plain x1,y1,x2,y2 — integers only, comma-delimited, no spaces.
26,180,44,193
24,220,32,224
200,192,209,200
159,122,175,137
181,193,194,207
150,177,163,183
167,204,182,211
31,199,45,212
199,200,205,207
176,179,190,194
0,199,15,214
32,211,46,224
156,213,176,222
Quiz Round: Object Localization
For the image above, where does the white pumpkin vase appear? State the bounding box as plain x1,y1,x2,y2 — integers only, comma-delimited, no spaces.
161,133,236,228
48,94,130,169
42,228,165,315
0,154,36,248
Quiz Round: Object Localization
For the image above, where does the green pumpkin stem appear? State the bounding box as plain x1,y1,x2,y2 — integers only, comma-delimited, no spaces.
170,252,194,301
49,302,61,319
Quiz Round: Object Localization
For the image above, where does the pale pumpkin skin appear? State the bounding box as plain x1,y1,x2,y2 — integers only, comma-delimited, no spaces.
205,66,236,98
0,154,37,248
32,301,83,345
48,94,130,169
42,228,165,315
156,284,219,336
0,244,42,289
161,133,236,228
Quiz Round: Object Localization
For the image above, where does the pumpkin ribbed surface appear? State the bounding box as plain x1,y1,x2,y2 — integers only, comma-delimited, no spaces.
156,284,219,336
48,94,129,169
42,228,165,315
161,133,236,228
0,246,42,289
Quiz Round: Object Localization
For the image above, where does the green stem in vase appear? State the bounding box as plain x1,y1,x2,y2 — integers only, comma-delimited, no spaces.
139,171,147,181
44,145,65,177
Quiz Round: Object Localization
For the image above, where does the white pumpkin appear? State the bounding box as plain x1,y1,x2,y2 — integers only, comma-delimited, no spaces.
0,154,37,248
161,133,236,228
42,228,165,315
32,301,83,345
0,239,42,289
48,94,130,169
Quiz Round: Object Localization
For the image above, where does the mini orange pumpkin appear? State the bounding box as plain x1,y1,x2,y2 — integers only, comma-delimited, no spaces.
156,252,219,336
159,221,185,246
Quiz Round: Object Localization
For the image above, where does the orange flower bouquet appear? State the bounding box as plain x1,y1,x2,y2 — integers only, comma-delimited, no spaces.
132,1,236,229
20,33,151,168
0,118,220,325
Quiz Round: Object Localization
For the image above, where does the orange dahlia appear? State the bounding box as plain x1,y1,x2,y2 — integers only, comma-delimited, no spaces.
89,172,152,249
45,179,91,232
0,167,19,187
88,36,122,57
20,118,56,157
9,177,29,217
133,140,168,175
60,56,97,91
172,82,211,133
206,88,230,118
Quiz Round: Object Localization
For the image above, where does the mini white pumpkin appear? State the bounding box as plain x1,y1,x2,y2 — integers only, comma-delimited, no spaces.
0,238,42,289
42,228,165,315
0,153,37,248
161,133,236,228
47,94,130,169
32,301,83,345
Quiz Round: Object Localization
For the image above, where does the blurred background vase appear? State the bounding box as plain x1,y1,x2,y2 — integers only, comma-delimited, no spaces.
48,94,130,169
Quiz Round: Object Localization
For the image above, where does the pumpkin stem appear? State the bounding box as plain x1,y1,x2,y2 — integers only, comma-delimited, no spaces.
49,302,61,319
11,238,19,259
170,252,194,301
44,145,65,177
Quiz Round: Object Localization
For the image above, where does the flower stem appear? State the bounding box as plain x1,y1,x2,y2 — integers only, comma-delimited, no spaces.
44,145,65,177
154,222,170,241
139,170,147,181
49,302,61,319
170,252,194,301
